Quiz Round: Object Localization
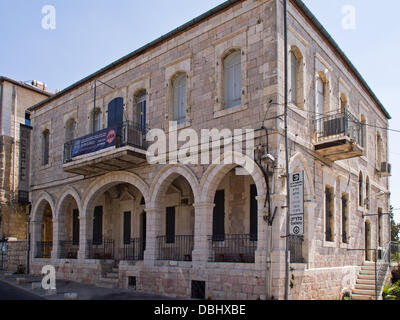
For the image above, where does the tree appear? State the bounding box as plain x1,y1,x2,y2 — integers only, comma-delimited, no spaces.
390,206,400,242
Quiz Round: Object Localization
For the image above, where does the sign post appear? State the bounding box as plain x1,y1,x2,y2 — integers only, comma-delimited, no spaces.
289,171,304,236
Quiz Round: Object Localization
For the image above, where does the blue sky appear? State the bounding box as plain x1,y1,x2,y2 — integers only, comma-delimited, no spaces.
0,0,399,223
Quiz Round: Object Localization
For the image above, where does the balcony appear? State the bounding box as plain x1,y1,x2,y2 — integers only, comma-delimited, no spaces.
314,110,364,162
63,121,148,176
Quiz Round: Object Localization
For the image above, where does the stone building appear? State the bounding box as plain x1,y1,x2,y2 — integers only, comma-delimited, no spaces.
27,0,391,300
0,77,51,240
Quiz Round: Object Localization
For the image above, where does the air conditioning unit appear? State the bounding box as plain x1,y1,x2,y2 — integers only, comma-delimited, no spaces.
380,162,392,177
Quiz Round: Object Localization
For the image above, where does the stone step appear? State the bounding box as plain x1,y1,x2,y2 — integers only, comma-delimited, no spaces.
356,278,375,285
363,261,376,266
112,267,119,273
96,277,119,289
352,293,374,300
358,274,375,280
355,284,376,291
106,272,119,279
359,270,375,276
361,265,376,271
353,288,376,296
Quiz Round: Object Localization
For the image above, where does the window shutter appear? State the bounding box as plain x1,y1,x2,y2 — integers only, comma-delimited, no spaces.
93,206,103,245
123,212,131,245
317,78,324,115
250,184,258,241
166,207,175,244
224,51,241,109
173,74,186,124
212,190,225,241
72,209,79,246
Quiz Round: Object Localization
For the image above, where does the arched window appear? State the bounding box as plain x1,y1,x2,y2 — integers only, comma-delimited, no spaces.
42,129,50,166
316,73,329,116
135,90,147,131
359,172,363,207
91,108,102,133
290,47,304,108
65,119,76,142
223,50,242,109
360,115,366,151
172,73,187,125
340,94,348,113
377,132,383,170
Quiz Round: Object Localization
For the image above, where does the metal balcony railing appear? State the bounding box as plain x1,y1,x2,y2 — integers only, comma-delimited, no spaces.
157,235,194,261
315,110,363,146
122,238,145,261
63,121,148,163
87,239,114,260
209,234,257,263
59,241,79,259
36,241,52,259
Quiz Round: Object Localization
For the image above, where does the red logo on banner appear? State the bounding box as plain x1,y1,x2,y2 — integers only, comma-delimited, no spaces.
106,129,116,144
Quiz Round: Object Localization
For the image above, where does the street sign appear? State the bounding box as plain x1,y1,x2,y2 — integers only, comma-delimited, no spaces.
290,214,304,236
289,172,304,235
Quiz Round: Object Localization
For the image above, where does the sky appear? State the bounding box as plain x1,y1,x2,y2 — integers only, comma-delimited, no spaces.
0,0,399,223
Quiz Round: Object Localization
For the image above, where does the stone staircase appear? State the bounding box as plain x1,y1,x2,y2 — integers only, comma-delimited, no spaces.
96,262,120,289
352,261,377,300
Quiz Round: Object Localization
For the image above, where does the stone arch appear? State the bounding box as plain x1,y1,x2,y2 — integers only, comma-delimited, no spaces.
200,152,267,203
289,152,313,198
55,186,81,220
149,164,200,207
82,171,150,218
32,191,55,222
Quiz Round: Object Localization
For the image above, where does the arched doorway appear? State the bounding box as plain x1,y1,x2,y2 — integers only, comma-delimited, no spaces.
365,221,371,261
208,167,259,263
56,191,80,259
32,197,54,259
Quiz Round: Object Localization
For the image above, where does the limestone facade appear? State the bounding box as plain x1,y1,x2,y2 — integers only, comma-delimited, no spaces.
0,77,51,240
27,0,391,300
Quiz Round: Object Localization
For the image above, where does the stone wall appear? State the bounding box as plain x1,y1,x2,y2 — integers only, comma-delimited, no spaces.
7,240,27,273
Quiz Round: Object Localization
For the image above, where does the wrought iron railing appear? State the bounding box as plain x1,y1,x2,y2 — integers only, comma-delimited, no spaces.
315,110,363,146
36,241,52,259
288,235,304,263
375,242,393,300
209,234,257,263
59,241,79,259
87,239,114,260
157,235,194,261
123,238,145,261
63,121,148,163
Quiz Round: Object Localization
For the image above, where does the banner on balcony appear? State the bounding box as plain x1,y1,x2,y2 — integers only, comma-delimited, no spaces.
72,127,117,158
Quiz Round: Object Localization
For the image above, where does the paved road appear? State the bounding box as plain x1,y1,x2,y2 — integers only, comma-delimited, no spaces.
0,280,43,300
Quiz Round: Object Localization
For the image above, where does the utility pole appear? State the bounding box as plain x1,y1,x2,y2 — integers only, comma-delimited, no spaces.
283,0,291,301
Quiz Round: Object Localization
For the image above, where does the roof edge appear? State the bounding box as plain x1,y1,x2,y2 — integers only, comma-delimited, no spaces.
0,76,53,98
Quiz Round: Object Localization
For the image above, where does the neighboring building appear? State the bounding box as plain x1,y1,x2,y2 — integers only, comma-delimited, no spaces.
27,0,391,300
0,77,51,240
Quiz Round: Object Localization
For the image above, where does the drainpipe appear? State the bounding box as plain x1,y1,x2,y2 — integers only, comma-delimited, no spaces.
283,0,291,301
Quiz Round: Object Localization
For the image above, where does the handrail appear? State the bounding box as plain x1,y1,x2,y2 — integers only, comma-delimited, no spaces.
375,242,392,300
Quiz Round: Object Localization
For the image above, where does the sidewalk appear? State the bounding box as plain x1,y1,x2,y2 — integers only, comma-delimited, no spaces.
0,271,182,300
